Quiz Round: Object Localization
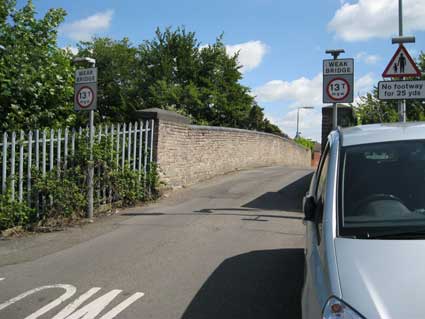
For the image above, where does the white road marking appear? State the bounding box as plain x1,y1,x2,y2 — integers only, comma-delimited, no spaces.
0,278,4,281
0,284,144,319
99,292,144,319
51,288,101,319
0,284,77,319
59,289,122,319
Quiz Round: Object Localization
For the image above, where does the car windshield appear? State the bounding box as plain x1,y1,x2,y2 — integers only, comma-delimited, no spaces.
339,140,425,238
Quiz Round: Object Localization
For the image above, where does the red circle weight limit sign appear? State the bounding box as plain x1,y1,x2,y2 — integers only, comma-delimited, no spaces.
76,86,95,109
327,78,350,101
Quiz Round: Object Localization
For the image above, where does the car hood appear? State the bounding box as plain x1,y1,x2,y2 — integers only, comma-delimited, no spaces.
335,238,425,318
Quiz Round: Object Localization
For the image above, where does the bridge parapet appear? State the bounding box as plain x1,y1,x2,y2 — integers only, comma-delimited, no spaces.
135,108,311,189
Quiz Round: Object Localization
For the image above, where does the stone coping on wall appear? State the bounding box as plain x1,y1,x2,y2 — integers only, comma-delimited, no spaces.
135,108,308,152
134,108,191,124
188,124,310,151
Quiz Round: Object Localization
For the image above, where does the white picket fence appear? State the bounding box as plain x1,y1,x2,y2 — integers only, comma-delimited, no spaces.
0,119,155,208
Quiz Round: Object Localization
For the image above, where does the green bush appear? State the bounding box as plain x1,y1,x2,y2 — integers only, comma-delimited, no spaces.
0,191,35,231
0,133,159,232
294,137,315,152
110,166,145,206
32,171,86,220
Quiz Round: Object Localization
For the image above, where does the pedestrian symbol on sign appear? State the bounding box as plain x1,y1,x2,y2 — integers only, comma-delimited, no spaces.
383,45,420,78
398,53,406,73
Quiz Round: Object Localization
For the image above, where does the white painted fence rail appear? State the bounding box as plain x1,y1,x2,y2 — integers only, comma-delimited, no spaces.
0,120,155,209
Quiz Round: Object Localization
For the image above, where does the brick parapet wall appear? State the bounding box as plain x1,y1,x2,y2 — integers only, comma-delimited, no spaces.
154,119,311,188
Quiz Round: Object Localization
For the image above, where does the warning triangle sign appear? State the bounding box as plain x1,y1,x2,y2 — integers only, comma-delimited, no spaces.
382,45,421,78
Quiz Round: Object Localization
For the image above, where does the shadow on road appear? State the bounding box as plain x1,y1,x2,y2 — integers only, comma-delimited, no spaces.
122,211,303,220
243,173,313,213
181,248,304,319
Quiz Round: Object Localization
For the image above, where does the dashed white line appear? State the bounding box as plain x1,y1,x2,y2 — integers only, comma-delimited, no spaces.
0,278,4,281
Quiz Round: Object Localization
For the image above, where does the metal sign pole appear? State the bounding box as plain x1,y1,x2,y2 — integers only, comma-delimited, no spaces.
73,58,97,219
87,109,94,219
331,54,339,129
398,0,407,122
87,58,96,220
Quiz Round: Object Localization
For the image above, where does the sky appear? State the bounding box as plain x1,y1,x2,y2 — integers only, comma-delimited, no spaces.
19,0,425,142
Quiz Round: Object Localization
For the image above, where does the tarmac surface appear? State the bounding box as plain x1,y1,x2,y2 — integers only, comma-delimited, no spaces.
0,166,313,319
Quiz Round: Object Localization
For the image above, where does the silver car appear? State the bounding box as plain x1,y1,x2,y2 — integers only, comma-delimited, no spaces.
302,122,425,319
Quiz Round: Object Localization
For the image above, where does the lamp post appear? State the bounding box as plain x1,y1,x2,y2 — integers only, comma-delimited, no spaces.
295,106,314,139
72,57,96,219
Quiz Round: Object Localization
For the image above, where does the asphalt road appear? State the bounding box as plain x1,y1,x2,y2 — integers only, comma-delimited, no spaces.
0,166,313,319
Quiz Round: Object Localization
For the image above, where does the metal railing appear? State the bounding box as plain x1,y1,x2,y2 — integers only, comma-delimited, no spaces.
0,119,155,209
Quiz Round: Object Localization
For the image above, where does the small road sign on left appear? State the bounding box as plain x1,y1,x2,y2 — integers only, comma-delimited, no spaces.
74,83,97,111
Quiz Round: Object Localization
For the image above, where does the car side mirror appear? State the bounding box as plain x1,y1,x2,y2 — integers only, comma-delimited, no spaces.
303,195,316,222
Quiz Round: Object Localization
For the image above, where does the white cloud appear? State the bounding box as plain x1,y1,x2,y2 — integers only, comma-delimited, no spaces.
62,46,78,55
257,73,377,140
355,72,375,95
60,10,114,41
353,73,377,105
267,109,322,142
226,41,268,73
255,73,376,106
329,0,425,41
356,52,381,65
254,74,323,106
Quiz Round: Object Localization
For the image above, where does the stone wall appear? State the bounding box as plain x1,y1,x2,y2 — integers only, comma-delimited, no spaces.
136,108,311,188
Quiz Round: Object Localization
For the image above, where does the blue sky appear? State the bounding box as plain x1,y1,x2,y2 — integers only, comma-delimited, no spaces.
21,0,425,141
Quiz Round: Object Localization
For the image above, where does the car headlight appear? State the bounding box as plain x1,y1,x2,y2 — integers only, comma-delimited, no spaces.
322,297,365,319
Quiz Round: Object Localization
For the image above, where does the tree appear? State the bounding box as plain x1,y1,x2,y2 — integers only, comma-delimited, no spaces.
0,0,75,131
77,37,141,123
355,52,425,124
82,27,281,133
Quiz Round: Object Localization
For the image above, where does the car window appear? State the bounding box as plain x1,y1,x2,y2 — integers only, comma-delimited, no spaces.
316,146,330,202
339,140,425,238
314,145,330,234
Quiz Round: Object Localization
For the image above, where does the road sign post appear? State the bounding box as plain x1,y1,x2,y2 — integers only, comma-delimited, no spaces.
383,0,420,122
379,1,421,121
74,65,97,219
323,55,354,129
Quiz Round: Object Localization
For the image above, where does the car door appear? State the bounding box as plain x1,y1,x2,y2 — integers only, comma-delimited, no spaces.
302,143,330,319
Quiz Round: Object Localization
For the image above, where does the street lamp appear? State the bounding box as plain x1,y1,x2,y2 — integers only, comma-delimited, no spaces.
325,49,345,60
295,106,314,139
72,57,96,67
